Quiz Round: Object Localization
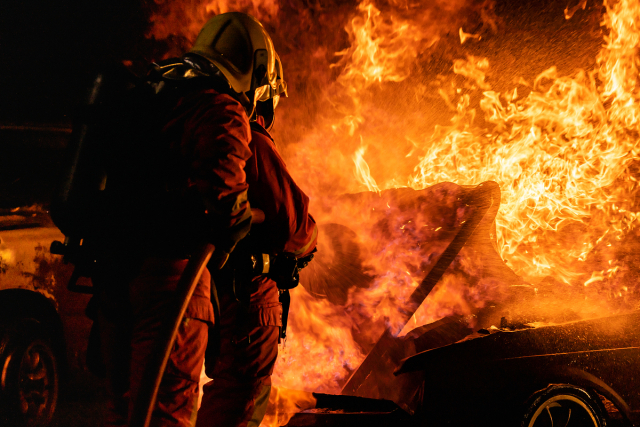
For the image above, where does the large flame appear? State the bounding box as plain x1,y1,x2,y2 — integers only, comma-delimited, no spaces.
146,0,640,417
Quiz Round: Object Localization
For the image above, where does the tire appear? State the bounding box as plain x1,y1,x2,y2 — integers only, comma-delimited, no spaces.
522,384,607,427
0,320,59,427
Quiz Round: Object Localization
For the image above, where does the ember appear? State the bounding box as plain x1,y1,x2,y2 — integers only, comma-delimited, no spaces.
144,0,640,420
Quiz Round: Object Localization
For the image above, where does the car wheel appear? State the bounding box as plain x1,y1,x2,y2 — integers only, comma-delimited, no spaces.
522,384,607,427
1,322,59,427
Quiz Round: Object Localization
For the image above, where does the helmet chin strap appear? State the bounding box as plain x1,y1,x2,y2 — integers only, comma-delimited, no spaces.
237,92,255,118
251,98,276,130
263,107,275,132
245,84,270,120
265,114,275,132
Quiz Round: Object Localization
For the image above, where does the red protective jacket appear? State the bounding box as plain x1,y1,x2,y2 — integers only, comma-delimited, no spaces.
99,86,253,427
160,86,254,255
243,120,318,300
198,120,317,427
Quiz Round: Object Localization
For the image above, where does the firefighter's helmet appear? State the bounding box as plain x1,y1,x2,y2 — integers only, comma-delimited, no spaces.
190,12,278,97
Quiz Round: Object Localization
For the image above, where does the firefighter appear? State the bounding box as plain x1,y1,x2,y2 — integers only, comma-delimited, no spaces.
93,13,280,427
196,54,318,427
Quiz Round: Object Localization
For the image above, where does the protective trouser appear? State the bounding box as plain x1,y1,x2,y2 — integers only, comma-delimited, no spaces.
196,277,281,427
97,257,214,427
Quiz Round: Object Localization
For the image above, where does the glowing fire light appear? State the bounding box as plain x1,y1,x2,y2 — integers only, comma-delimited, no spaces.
147,0,640,417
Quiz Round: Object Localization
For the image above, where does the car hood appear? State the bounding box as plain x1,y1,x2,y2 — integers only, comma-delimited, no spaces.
395,310,640,375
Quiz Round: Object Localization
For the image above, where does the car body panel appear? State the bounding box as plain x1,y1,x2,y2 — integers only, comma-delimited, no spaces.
0,217,92,374
396,311,640,425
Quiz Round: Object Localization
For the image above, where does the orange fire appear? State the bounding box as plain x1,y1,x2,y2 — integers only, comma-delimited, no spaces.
147,0,640,420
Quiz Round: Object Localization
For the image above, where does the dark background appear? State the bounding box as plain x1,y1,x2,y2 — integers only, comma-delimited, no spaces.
0,0,154,208
0,0,153,123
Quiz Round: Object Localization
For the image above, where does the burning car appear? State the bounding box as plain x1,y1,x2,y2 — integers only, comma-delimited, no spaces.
282,314,640,427
396,310,640,426
276,181,640,427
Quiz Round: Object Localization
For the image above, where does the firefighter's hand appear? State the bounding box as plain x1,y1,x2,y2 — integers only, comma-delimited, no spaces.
251,208,265,224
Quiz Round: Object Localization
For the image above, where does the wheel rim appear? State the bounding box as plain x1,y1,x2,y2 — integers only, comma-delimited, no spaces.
528,394,599,427
17,341,57,425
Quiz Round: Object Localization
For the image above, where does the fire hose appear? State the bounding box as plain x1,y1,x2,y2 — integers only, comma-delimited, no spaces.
129,209,265,427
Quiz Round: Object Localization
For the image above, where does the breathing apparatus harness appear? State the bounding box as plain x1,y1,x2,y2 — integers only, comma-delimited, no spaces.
49,56,248,286
49,56,262,427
